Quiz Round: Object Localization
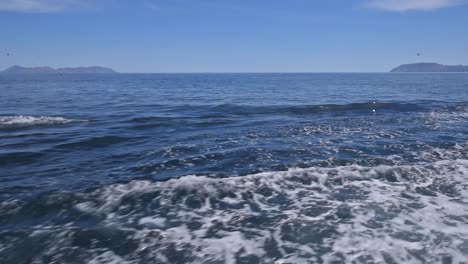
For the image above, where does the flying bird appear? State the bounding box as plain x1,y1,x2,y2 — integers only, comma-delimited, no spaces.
416,53,421,56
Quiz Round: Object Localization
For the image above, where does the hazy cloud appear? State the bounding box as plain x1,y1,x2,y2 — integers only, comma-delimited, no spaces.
0,0,91,13
366,0,464,12
1,0,464,13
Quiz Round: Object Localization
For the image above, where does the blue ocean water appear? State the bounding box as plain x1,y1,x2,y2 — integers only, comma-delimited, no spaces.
1,73,468,263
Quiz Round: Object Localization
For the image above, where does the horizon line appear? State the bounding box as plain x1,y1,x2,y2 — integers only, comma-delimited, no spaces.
4,71,468,74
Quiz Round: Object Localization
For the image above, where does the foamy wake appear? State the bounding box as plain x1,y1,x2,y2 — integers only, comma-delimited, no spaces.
0,143,463,263
0,115,80,128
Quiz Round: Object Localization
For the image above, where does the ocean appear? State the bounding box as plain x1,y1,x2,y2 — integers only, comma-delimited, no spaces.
1,73,468,263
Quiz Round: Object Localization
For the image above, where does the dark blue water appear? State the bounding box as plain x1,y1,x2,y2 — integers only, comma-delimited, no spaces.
1,73,468,263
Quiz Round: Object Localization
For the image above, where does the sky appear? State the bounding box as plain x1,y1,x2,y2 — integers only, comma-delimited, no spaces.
0,0,467,73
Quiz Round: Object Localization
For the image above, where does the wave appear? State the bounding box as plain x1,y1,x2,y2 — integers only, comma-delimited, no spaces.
129,101,460,122
55,136,139,150
0,115,82,129
118,101,468,133
204,101,431,116
121,101,428,131
2,147,468,263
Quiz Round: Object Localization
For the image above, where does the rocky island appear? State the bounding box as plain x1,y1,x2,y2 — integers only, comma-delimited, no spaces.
391,63,468,73
1,65,117,74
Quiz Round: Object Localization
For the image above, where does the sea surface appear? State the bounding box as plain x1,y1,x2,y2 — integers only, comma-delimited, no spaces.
1,73,468,264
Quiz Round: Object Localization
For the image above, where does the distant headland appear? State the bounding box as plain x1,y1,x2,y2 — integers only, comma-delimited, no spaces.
1,65,117,74
391,63,468,73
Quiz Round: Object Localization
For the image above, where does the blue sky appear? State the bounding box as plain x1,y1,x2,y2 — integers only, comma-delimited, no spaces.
0,0,467,72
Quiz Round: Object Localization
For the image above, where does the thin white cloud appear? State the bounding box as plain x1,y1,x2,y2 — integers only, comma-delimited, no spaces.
366,0,464,12
0,0,91,13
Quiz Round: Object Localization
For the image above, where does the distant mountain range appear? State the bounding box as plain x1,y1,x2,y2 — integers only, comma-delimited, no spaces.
1,65,117,74
391,63,468,73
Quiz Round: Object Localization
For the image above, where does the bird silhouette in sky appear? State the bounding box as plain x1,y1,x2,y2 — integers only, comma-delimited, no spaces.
416,53,421,56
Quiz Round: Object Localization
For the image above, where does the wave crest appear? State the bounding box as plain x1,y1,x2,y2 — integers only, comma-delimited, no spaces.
0,115,81,128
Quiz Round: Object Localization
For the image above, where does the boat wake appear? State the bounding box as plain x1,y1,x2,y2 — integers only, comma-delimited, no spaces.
2,144,468,263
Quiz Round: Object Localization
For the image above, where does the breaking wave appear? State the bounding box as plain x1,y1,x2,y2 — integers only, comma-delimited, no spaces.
0,115,82,129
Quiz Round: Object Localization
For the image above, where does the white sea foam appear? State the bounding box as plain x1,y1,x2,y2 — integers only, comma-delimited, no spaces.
65,150,468,263
0,115,80,128
4,142,463,263
426,105,468,127
88,251,133,264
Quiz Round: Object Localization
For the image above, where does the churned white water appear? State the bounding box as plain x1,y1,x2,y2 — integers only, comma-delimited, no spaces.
24,145,464,263
0,115,79,128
